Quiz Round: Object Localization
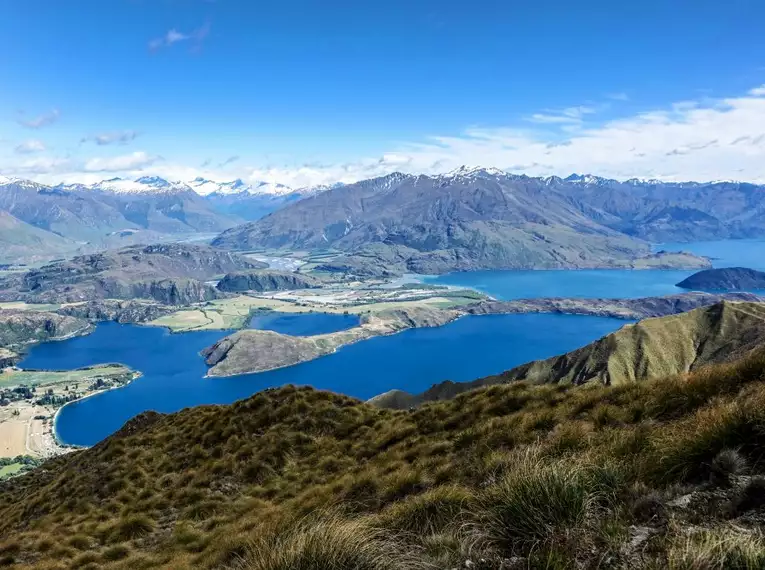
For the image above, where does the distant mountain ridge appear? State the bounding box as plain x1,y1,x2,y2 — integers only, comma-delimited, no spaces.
211,167,733,274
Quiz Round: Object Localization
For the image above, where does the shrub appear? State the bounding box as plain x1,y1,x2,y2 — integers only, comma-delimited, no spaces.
235,514,427,570
102,544,131,561
376,485,473,534
109,514,155,542
477,453,610,551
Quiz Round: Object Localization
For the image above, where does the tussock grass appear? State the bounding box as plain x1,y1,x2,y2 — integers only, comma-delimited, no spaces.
235,515,430,570
4,350,765,567
667,528,765,570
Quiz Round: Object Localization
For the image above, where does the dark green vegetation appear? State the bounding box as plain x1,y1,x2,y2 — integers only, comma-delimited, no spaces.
374,301,765,408
215,269,321,293
677,267,765,291
0,244,264,305
5,326,765,567
211,170,726,274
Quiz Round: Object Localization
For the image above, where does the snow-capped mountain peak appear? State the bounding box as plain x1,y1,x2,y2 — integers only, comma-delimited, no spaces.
91,177,191,194
188,177,296,196
442,165,507,179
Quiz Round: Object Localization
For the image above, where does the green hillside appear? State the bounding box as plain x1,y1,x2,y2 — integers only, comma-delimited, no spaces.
3,338,765,567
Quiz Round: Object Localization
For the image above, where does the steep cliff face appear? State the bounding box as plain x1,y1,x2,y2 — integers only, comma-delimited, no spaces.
216,269,321,292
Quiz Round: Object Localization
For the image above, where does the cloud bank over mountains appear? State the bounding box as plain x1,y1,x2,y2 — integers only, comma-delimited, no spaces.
4,84,765,187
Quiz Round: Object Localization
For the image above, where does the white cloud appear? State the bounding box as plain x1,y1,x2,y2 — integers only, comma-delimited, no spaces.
607,92,630,101
81,131,139,146
6,84,765,188
14,139,47,154
10,156,73,175
17,109,60,129
750,85,765,97
83,152,161,172
149,23,210,51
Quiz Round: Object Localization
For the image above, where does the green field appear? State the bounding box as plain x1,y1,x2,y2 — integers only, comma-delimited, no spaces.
0,463,24,478
0,365,133,388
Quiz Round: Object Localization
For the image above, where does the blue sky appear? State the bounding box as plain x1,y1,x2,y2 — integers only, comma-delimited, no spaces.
2,0,765,186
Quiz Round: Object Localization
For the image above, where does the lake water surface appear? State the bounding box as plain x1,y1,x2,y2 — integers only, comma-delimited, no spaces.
31,238,765,447
425,239,765,299
32,314,624,446
249,311,360,336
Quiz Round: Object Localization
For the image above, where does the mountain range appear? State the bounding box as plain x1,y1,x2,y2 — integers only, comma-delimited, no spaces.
0,175,325,262
213,166,755,273
4,168,765,268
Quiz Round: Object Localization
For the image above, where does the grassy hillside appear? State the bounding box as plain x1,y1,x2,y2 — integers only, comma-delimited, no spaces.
373,301,765,408
4,345,765,568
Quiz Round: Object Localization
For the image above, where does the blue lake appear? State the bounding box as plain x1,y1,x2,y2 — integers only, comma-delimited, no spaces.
27,314,626,447
25,238,765,448
249,311,360,336
426,239,765,299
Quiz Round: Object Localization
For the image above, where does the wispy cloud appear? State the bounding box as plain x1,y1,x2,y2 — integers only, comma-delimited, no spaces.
17,109,60,129
219,155,240,167
527,105,597,125
607,92,630,101
149,23,210,52
8,84,765,188
81,131,139,146
14,139,46,154
235,84,765,187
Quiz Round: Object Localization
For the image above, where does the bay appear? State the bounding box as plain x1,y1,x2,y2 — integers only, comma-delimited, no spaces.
28,313,626,446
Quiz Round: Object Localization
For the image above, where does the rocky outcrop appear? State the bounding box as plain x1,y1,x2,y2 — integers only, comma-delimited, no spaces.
203,306,459,376
371,300,765,409
0,243,256,305
677,267,765,291
216,269,321,293
0,310,93,349
57,300,175,323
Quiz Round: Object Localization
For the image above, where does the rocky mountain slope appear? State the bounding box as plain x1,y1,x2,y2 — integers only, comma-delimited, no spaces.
4,337,765,568
0,309,93,364
0,244,263,304
212,168,713,274
677,267,765,291
371,300,765,408
0,178,239,258
0,210,81,264
215,269,321,292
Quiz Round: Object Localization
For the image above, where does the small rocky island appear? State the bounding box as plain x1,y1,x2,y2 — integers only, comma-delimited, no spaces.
677,267,765,291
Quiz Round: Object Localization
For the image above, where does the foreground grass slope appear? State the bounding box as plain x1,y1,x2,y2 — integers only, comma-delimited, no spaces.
4,348,765,568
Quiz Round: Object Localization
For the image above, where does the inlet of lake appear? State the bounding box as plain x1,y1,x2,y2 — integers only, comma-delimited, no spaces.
21,238,765,447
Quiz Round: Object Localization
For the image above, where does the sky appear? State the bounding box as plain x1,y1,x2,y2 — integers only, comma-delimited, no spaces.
2,0,765,188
